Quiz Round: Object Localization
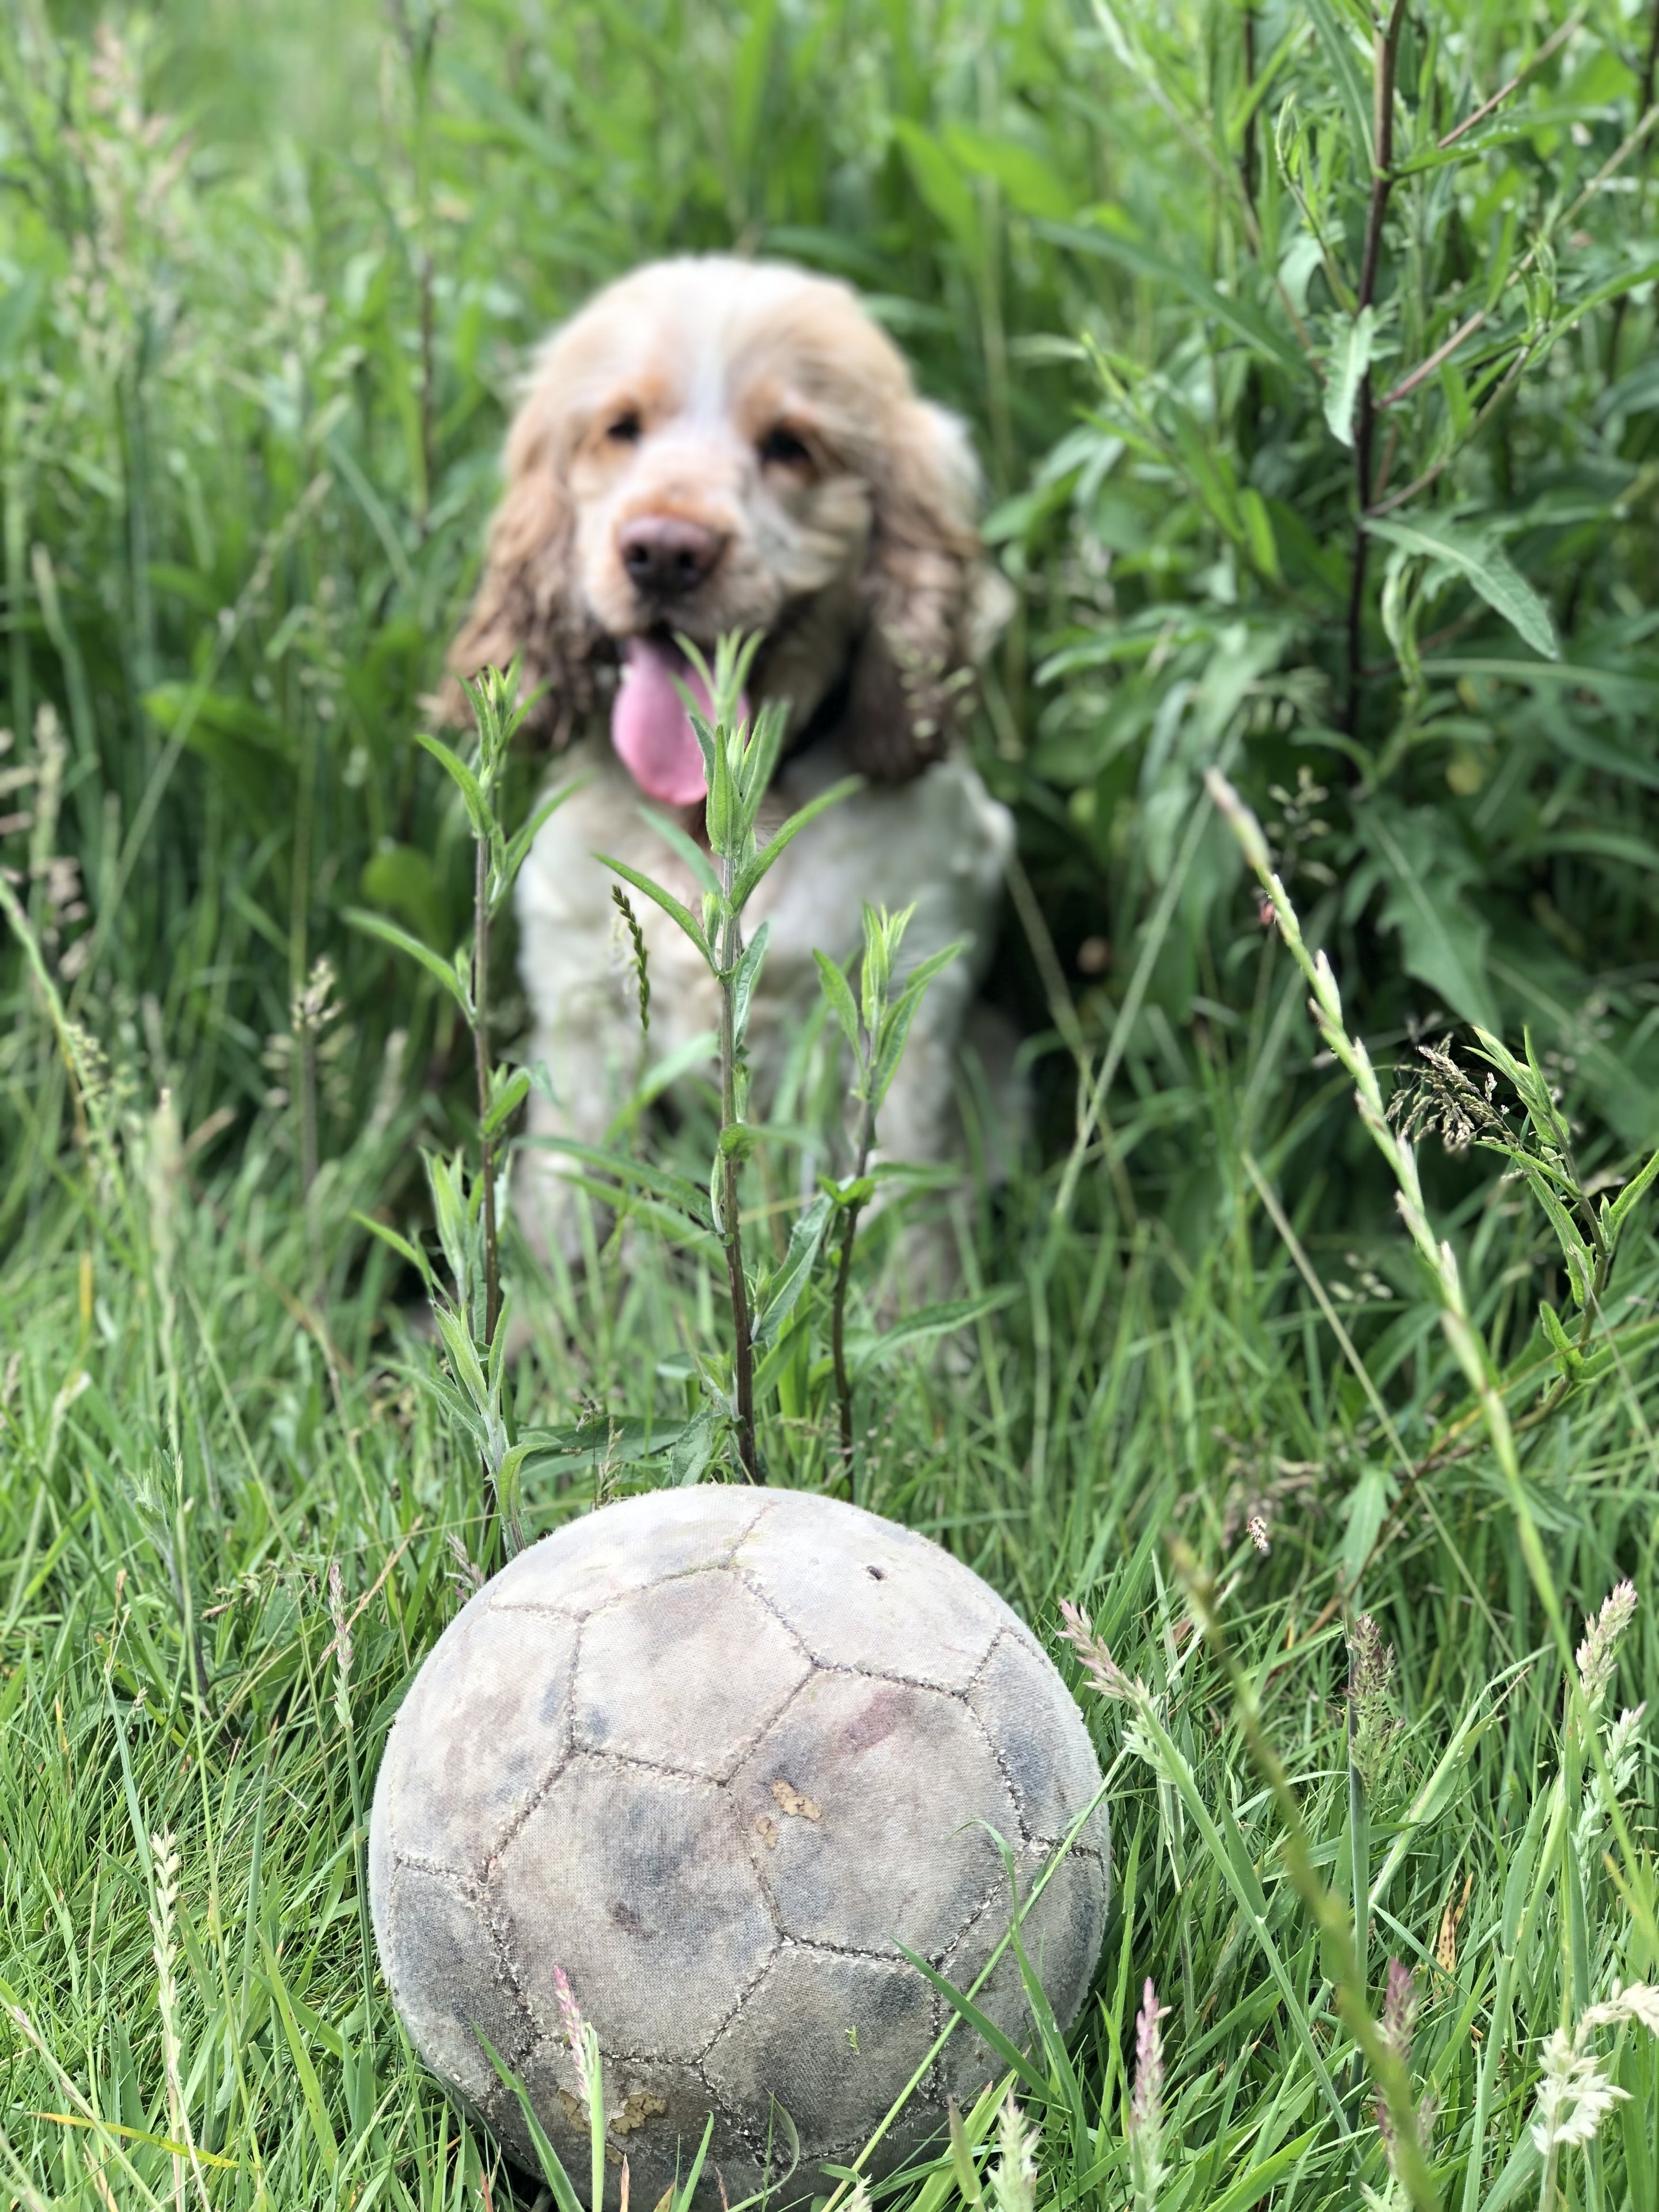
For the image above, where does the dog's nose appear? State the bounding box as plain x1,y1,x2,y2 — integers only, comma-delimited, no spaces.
618,514,725,596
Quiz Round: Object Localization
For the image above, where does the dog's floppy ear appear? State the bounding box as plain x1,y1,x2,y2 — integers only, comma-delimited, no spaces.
844,399,1007,782
445,389,595,745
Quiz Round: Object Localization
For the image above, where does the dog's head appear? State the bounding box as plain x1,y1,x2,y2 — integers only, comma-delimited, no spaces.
449,256,1005,796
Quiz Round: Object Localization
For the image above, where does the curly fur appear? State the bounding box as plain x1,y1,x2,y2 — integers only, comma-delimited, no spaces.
444,255,1018,1264
449,255,998,775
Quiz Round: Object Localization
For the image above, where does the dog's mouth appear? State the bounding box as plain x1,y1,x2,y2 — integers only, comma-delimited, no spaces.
610,634,749,806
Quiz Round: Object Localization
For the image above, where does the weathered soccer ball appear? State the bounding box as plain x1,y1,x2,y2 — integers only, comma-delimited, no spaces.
369,1487,1108,2207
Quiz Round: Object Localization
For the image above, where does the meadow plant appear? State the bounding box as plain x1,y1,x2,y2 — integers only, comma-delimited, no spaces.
1349,1613,1408,1801
350,665,569,1562
1125,1979,1168,2212
988,2093,1039,2212
590,631,858,1480
551,634,965,1487
815,902,963,1478
1531,1986,1659,2205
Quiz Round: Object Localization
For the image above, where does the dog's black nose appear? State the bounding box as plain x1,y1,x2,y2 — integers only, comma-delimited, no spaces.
618,514,725,596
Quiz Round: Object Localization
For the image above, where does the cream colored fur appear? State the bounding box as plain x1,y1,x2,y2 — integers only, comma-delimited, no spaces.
447,256,1016,1262
514,739,1013,1262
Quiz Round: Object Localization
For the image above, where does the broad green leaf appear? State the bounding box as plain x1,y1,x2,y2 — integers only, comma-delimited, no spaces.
942,124,1071,219
1238,487,1281,581
1304,0,1373,168
860,902,913,1031
892,120,979,252
851,1287,1018,1374
731,775,862,908
498,779,584,909
872,942,964,1106
1323,305,1377,446
753,1192,834,1345
731,921,771,1056
415,729,491,839
527,1137,714,1228
1539,1300,1583,1380
1364,514,1559,660
144,682,293,760
432,1302,490,1415
350,1210,433,1286
1339,1464,1392,1589
669,1402,722,1484
1044,213,1307,380
1606,1142,1659,1243
1513,1160,1593,1304
359,842,450,948
594,853,712,967
1359,806,1498,1031
729,0,777,172
813,949,862,1052
737,698,789,813
639,804,722,899
344,907,474,1017
481,1067,532,1138
423,1149,478,1302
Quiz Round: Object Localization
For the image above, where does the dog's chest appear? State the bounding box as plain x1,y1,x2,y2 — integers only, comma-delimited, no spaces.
514,740,1013,1067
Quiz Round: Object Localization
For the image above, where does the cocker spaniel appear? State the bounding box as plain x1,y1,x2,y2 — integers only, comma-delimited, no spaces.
449,255,1014,1262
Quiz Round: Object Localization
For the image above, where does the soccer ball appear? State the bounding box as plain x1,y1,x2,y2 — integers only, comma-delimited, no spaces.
369,1487,1108,2207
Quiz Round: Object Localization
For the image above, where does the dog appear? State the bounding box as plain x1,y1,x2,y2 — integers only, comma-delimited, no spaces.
448,255,1016,1265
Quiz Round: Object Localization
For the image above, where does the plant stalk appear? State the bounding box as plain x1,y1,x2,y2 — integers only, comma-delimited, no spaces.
473,836,500,1348
831,1092,877,1490
1343,0,1409,738
718,898,760,1483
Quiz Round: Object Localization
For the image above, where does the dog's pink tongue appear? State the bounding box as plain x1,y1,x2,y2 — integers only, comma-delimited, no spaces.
612,638,745,806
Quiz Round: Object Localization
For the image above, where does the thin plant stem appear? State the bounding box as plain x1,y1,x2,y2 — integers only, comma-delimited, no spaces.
717,884,760,1484
1343,0,1408,738
474,835,499,1348
831,1091,876,1487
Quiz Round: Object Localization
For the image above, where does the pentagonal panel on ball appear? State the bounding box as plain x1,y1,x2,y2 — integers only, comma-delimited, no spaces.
733,1672,1017,1961
702,1945,937,2155
967,1628,1109,1852
574,1570,810,1779
491,1488,768,1619
381,1603,579,1874
734,1497,1006,1690
490,1756,778,2062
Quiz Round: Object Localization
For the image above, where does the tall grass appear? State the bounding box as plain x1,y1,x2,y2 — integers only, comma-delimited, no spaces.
3,0,1659,2206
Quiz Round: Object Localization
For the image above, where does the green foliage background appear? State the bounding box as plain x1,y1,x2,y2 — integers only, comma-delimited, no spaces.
3,0,1659,2206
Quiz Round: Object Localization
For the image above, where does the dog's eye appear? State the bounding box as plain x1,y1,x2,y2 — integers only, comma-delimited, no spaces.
606,412,642,444
758,425,812,468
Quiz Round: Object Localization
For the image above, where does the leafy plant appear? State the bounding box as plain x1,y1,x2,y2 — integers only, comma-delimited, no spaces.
815,903,963,1480
349,665,569,1562
589,632,858,1482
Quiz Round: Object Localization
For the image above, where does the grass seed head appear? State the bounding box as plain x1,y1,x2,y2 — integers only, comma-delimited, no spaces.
1127,1977,1169,2211
1576,1580,1637,1711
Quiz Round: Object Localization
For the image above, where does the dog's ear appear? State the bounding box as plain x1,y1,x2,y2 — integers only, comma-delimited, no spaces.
444,392,594,745
844,399,1006,782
